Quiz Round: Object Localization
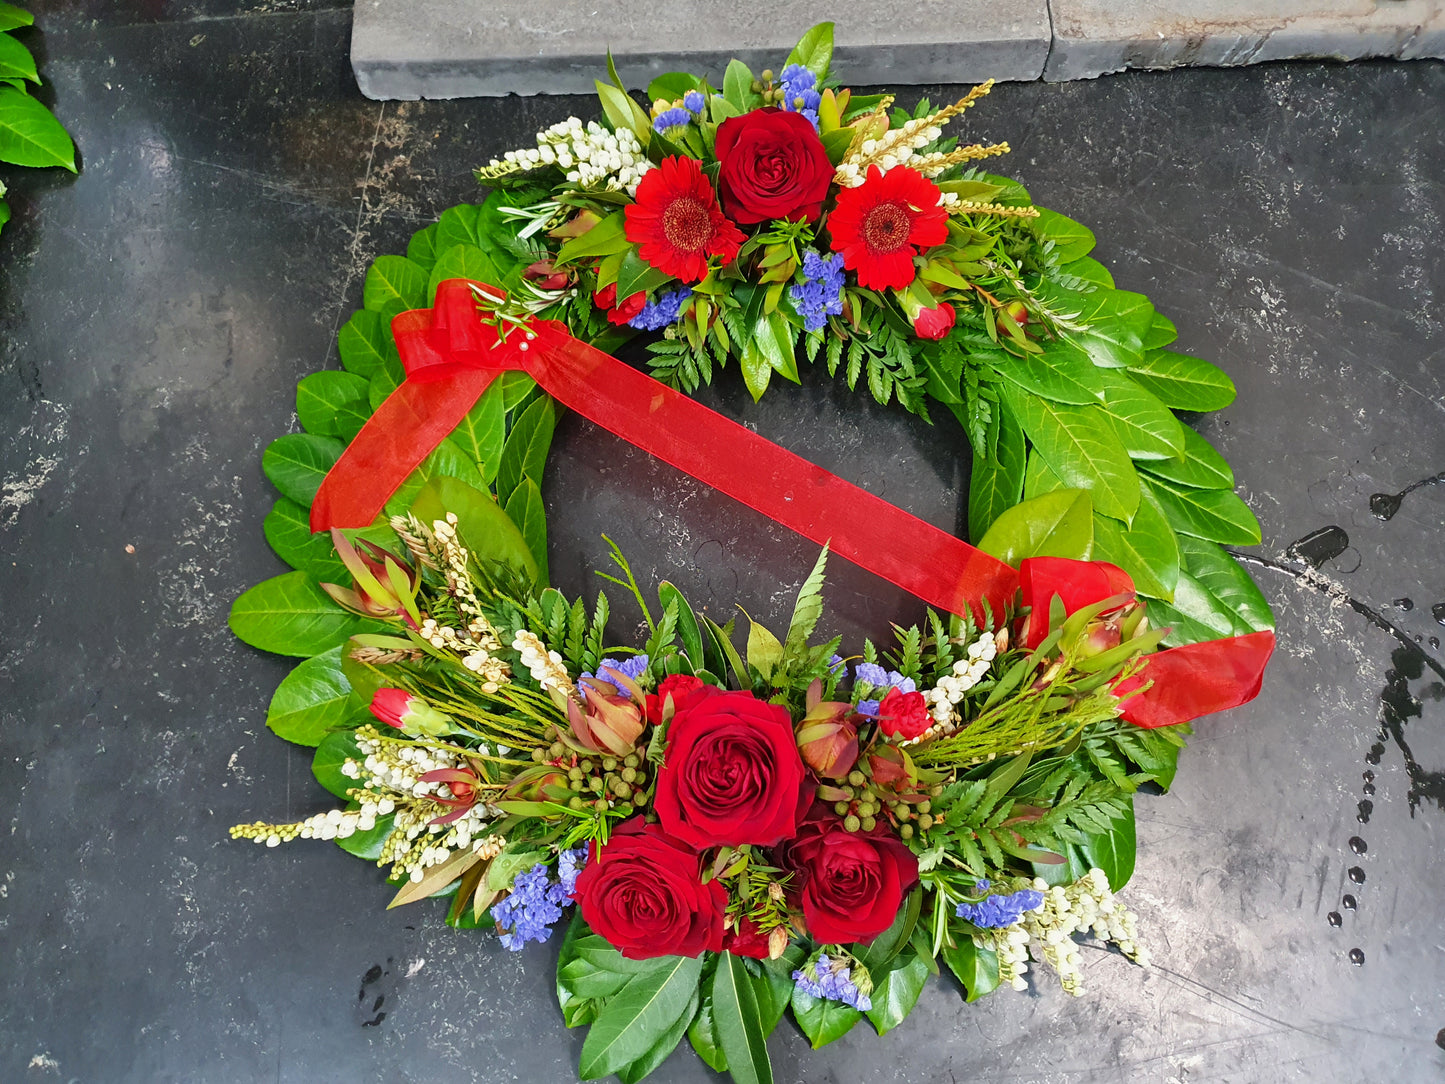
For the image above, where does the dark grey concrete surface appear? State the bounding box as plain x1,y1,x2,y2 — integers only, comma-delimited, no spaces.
2,4,1443,1082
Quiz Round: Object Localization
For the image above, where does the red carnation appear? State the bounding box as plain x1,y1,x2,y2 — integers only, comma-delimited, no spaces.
624,156,744,283
828,166,948,290
876,686,931,741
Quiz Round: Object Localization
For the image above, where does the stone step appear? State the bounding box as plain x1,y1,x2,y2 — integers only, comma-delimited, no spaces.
351,0,1445,99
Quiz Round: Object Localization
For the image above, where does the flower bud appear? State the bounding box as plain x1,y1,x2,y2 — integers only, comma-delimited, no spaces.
369,688,451,737
794,702,859,779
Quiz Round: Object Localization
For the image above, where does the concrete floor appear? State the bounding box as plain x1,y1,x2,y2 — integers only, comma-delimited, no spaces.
1,3,1443,1082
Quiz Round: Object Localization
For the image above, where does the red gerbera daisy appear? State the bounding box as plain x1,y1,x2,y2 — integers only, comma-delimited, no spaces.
828,165,949,290
625,156,744,283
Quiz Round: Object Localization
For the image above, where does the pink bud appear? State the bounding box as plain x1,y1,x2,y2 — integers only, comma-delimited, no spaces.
369,687,412,728
912,302,956,341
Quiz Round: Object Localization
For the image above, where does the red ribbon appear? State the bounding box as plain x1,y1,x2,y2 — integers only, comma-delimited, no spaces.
312,279,1019,620
310,280,1273,727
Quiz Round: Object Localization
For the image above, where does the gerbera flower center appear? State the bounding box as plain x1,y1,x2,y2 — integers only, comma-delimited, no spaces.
861,201,912,254
662,196,713,254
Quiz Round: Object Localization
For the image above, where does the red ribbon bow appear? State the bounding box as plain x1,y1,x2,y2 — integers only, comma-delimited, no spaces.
310,279,1274,728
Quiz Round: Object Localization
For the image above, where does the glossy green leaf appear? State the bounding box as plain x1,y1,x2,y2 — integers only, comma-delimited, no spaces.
335,812,395,859
687,992,728,1072
1000,383,1139,521
1127,350,1237,412
337,309,396,380
368,361,403,411
1179,535,1273,630
406,222,439,270
1063,288,1154,370
229,571,386,657
784,21,834,81
1094,368,1185,460
856,887,922,974
503,477,549,586
979,488,1094,567
615,246,675,300
658,581,706,673
790,986,862,1048
264,497,347,581
578,954,702,1079
865,949,930,1035
1060,255,1114,288
0,85,73,169
753,947,805,1034
1032,207,1095,261
555,211,628,266
262,433,345,508
723,58,760,113
363,254,428,318
410,475,538,582
497,394,558,504
1144,475,1261,546
384,436,485,519
646,72,702,102
311,728,365,798
616,988,699,1084
1080,799,1137,891
594,80,651,145
434,203,484,252
296,370,371,440
0,33,38,83
428,243,503,302
556,913,607,1028
266,646,354,746
941,937,1000,1002
448,381,506,483
745,613,784,680
1091,489,1179,601
1023,450,1065,499
1139,425,1235,490
991,341,1108,405
967,400,1025,542
0,4,34,31
711,952,772,1084
1142,312,1178,351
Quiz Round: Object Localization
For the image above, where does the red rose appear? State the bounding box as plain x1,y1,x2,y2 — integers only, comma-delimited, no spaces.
876,687,931,740
654,687,808,850
783,805,918,944
573,819,726,959
912,301,955,340
593,281,646,325
722,914,772,959
715,108,835,225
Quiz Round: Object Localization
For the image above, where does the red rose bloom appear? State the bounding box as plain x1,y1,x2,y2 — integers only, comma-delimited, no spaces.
912,301,956,340
573,819,726,959
625,156,744,283
654,687,808,850
715,108,835,224
593,281,646,326
876,687,931,740
783,805,919,944
828,165,948,290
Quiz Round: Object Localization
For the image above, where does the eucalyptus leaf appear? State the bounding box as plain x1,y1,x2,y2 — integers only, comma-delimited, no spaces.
978,489,1094,567
229,571,387,657
0,85,74,170
577,955,703,1079
1127,350,1237,412
999,382,1139,521
266,646,355,747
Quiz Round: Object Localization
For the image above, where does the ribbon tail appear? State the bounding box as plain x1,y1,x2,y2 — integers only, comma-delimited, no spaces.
310,369,499,531
527,327,1017,620
1118,629,1276,728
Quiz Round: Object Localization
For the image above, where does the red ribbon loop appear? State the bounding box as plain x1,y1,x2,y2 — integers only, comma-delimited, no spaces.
312,279,1018,619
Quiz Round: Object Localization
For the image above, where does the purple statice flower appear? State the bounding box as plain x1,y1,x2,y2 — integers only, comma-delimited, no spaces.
853,663,916,694
778,63,821,127
493,863,571,950
955,880,1046,929
827,654,845,674
790,251,845,332
652,106,693,135
579,654,650,696
792,953,871,1011
627,288,692,332
556,847,588,896
856,699,880,718
683,90,706,115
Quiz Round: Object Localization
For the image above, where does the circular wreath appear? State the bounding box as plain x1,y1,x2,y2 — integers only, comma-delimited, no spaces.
229,24,1275,1084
